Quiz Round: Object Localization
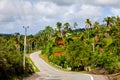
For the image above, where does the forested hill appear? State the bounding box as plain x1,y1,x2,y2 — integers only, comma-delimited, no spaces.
0,33,12,37
37,16,120,76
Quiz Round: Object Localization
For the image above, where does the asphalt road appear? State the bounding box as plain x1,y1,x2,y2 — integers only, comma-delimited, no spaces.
30,51,96,80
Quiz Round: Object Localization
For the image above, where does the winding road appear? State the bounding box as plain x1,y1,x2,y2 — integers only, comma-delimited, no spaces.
29,51,107,80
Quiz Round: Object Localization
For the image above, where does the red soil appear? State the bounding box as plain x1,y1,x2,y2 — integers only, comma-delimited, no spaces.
53,52,64,56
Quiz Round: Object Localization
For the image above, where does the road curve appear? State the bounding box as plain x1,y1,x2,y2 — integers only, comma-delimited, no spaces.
30,51,94,80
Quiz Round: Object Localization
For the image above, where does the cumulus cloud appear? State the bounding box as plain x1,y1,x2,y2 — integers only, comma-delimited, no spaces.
63,4,103,22
0,0,120,34
110,8,120,16
34,2,59,16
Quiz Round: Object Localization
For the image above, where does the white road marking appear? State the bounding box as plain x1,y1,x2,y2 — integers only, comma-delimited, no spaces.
87,74,94,80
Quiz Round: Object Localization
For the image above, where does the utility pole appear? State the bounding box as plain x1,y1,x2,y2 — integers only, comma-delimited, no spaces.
23,26,29,70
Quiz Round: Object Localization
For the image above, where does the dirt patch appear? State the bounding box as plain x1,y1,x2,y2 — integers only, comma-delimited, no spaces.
53,52,64,56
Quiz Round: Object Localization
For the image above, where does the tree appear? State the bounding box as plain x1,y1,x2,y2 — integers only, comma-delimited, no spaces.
56,22,62,37
45,26,54,41
85,19,92,29
93,22,100,30
85,19,92,39
64,22,70,31
103,17,113,27
65,39,91,71
56,22,62,32
74,22,78,29
116,16,120,26
0,34,34,79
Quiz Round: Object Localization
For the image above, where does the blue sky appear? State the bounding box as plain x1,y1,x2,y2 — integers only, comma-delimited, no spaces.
0,0,120,35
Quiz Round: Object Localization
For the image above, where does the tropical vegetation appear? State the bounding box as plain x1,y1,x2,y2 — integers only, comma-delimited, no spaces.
0,33,39,80
38,16,120,75
0,16,120,79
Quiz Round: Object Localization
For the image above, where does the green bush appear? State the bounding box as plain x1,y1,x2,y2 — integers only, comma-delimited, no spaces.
53,46,64,53
49,55,67,68
91,53,119,73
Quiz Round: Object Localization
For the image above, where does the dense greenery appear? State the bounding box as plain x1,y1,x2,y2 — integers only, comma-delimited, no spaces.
0,16,120,79
38,16,120,74
0,33,39,80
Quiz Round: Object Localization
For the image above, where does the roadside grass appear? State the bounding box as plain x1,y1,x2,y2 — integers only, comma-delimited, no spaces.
39,54,70,72
39,53,120,79
110,73,120,80
27,57,39,72
39,54,87,73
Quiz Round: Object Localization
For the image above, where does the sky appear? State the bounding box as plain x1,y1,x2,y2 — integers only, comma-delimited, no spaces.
0,0,120,35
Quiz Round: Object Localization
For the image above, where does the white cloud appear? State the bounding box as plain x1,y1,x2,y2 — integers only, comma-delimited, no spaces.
35,2,59,16
63,4,103,22
79,5,103,19
0,0,5,10
110,8,120,16
0,0,119,34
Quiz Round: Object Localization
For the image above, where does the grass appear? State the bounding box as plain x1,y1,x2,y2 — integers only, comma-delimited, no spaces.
27,57,40,72
110,73,120,80
39,54,71,72
39,54,87,73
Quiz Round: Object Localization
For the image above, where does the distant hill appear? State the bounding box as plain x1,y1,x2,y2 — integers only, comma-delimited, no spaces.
0,33,23,37
0,33,12,37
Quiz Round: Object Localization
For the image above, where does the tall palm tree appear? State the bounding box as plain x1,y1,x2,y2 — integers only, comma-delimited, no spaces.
56,22,62,32
45,26,54,40
14,32,20,52
93,21,99,30
116,16,120,26
103,16,113,27
74,22,78,29
56,22,62,37
64,22,70,32
85,19,92,39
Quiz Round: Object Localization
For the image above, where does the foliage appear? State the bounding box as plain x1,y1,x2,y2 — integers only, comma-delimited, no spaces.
91,53,119,73
0,34,35,79
49,55,67,68
65,39,92,71
38,16,120,74
53,46,64,53
1,15,120,79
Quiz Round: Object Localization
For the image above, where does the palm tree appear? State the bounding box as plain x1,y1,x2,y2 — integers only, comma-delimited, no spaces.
85,19,92,29
85,19,92,39
103,16,113,28
93,22,99,30
74,22,78,29
14,32,20,53
56,22,62,37
56,22,62,32
64,22,70,32
45,26,54,40
116,16,120,26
